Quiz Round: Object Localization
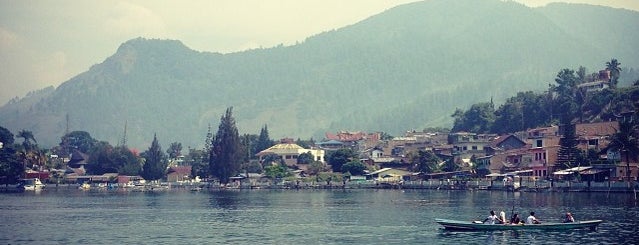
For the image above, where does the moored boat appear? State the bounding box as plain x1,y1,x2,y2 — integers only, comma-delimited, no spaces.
18,178,45,191
435,218,602,231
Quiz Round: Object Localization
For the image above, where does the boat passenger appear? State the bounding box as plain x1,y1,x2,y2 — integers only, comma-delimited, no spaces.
499,210,506,224
510,213,521,224
483,210,502,224
563,212,575,223
526,211,541,224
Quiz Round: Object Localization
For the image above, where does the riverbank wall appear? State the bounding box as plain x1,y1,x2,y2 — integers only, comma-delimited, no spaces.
2,179,639,193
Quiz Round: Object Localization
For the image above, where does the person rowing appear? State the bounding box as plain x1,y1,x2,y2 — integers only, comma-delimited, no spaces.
483,210,504,224
526,211,541,224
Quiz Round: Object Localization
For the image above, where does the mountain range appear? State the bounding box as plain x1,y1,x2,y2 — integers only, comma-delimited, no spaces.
1,0,638,149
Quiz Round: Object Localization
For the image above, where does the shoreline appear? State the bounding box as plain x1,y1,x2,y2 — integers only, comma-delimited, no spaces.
2,179,639,194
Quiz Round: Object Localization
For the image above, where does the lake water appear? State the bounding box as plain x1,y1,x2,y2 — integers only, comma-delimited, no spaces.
1,188,638,244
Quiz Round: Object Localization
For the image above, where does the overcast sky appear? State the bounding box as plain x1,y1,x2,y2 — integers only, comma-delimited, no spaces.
1,0,638,105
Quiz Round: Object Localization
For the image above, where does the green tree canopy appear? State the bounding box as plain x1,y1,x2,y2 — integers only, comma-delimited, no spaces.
556,122,582,169
141,134,168,180
166,142,183,160
341,161,366,175
60,131,97,154
209,107,242,184
240,133,258,163
307,161,327,175
326,148,356,172
451,102,495,133
17,130,36,151
409,150,441,174
87,142,141,175
609,119,639,163
263,164,290,179
297,152,314,165
255,124,274,154
606,58,622,89
0,126,14,146
0,144,22,184
186,148,208,179
114,146,141,176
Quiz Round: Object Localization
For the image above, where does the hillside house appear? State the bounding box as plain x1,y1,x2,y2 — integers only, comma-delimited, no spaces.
448,132,497,159
575,121,618,152
256,143,325,171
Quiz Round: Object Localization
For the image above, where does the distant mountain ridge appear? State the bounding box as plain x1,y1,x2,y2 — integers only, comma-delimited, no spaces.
1,0,638,148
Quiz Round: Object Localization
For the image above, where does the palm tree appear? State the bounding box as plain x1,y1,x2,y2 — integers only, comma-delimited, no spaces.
17,130,36,150
609,119,639,181
606,59,622,89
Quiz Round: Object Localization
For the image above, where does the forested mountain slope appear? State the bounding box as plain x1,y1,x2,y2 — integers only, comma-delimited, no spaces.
1,0,637,148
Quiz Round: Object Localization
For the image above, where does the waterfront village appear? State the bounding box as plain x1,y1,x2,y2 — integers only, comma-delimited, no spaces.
6,118,639,193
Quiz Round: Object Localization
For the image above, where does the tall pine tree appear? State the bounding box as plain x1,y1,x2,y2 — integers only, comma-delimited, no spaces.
209,107,242,184
556,122,582,169
255,124,274,153
141,134,168,181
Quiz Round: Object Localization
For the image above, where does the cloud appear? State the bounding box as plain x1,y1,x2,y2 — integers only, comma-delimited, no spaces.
0,27,72,105
103,1,168,39
0,27,18,50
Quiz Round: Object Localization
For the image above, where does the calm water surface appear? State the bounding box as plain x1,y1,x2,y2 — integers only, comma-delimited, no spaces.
1,189,638,244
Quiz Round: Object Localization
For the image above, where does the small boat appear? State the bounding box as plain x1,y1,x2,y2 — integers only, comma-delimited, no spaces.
79,183,91,190
18,178,45,191
435,218,602,231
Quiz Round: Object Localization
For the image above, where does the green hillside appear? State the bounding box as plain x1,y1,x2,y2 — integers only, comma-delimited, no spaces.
1,0,638,149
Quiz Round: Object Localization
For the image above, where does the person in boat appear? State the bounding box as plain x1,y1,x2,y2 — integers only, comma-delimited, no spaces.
499,210,506,224
510,213,522,224
563,212,575,223
483,210,503,224
526,211,541,224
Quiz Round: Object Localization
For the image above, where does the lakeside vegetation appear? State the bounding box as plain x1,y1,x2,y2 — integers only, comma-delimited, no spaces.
1,59,637,186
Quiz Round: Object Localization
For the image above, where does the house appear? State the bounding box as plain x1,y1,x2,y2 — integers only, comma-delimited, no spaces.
67,149,89,169
316,140,346,150
576,70,610,93
575,121,618,152
365,168,411,182
448,132,496,157
166,166,192,182
325,131,381,152
256,143,325,171
525,126,560,178
486,134,527,154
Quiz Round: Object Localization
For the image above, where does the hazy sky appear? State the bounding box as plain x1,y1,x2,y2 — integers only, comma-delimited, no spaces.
1,0,638,105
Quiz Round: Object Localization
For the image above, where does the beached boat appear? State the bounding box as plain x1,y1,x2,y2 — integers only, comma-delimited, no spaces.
435,218,602,231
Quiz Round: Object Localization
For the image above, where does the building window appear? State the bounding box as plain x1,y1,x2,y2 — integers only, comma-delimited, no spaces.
536,140,542,148
285,155,292,159
472,146,478,150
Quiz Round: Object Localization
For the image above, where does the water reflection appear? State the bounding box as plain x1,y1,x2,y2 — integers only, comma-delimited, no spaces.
1,189,637,244
208,190,240,209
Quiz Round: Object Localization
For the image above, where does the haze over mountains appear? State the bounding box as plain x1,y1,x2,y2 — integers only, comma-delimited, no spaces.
1,0,638,149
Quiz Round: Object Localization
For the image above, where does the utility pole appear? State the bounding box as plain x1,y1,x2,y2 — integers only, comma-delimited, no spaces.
121,120,128,147
64,114,70,157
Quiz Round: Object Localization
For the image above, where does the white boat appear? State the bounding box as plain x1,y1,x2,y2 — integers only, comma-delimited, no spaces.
19,178,45,191
79,183,91,190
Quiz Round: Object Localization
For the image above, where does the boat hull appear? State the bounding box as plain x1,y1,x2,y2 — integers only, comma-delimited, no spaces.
435,219,602,231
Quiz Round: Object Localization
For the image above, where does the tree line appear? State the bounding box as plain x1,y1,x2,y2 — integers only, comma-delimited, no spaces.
0,106,372,185
451,59,635,134
448,59,639,169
